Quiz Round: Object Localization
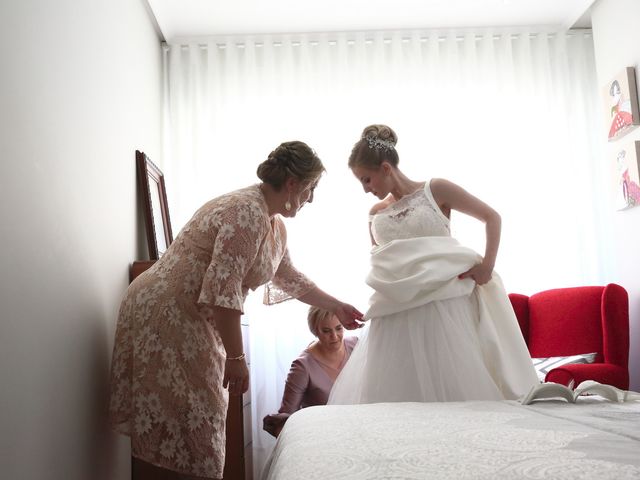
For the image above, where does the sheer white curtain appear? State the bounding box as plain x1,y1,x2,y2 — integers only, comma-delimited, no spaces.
162,28,609,477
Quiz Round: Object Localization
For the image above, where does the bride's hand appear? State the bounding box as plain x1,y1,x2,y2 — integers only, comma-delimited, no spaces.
335,303,365,330
458,262,493,285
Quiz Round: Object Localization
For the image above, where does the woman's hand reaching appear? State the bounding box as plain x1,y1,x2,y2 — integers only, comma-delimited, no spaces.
458,261,493,286
335,302,365,330
297,287,366,330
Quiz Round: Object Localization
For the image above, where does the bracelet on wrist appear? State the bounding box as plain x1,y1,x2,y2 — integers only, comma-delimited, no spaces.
226,353,246,361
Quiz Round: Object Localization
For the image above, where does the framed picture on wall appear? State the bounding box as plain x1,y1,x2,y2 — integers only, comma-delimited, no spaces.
136,150,173,259
612,140,640,211
603,67,640,142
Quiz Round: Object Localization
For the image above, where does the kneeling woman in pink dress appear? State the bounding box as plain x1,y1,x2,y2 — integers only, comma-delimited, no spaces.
263,306,358,437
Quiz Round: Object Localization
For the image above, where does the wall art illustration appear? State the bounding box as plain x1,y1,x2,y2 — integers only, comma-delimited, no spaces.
603,67,640,142
612,140,640,210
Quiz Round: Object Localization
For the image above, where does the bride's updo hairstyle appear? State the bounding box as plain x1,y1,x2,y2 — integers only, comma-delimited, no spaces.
257,141,325,190
348,124,399,170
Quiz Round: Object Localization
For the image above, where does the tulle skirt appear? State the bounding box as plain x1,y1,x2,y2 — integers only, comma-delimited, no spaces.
329,292,504,404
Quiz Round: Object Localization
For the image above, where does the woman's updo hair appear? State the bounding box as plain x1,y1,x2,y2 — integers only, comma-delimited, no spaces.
307,306,333,337
257,141,325,190
348,124,399,170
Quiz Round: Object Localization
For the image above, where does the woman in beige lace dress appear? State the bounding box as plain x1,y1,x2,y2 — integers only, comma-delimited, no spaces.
108,141,364,479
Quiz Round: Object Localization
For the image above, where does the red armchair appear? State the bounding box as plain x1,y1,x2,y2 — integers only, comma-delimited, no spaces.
509,284,629,389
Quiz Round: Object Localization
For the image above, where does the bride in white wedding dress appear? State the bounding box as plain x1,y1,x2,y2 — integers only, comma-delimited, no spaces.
329,124,538,404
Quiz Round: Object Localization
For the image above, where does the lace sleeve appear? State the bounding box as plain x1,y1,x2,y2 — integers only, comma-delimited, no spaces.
263,249,316,305
197,202,265,313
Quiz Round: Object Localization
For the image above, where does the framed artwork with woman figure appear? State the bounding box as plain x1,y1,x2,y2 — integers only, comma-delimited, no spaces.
612,140,640,211
603,67,640,142
136,150,173,260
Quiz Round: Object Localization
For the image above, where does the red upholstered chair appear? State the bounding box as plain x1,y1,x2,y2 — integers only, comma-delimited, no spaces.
509,284,629,389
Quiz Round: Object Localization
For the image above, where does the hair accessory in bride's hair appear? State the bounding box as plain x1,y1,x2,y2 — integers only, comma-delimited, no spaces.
364,136,395,152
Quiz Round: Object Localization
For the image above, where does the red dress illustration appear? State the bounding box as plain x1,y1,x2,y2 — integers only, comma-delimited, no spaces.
622,169,640,206
608,80,634,140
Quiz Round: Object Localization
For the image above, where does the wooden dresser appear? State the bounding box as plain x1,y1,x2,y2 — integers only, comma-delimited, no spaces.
223,320,253,480
130,261,253,480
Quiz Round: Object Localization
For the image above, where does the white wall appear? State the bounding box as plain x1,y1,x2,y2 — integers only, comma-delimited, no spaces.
591,0,640,390
0,1,163,478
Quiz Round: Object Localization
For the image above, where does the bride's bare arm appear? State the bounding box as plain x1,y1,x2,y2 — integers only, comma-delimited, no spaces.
430,178,501,285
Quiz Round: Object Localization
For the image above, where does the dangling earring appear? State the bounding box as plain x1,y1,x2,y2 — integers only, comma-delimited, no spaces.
284,194,292,211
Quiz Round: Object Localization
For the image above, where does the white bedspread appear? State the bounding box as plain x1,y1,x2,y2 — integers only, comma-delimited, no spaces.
262,399,640,479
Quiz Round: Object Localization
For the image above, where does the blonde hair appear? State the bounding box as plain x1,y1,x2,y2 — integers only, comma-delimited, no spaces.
348,124,399,170
257,140,325,190
307,306,334,336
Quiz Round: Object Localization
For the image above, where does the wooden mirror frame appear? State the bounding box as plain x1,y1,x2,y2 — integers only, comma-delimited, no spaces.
136,150,173,260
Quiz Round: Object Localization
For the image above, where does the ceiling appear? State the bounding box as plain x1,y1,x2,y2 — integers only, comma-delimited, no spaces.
146,0,596,43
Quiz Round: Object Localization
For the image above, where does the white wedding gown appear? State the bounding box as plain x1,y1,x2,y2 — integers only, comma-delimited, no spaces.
329,181,539,404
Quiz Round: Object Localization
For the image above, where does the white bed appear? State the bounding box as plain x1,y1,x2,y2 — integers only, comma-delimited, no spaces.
261,398,640,479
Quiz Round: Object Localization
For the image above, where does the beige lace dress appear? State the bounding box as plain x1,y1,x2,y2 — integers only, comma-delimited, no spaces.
108,184,316,478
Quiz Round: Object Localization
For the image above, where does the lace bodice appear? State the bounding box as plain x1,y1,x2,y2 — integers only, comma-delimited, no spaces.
370,181,450,246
